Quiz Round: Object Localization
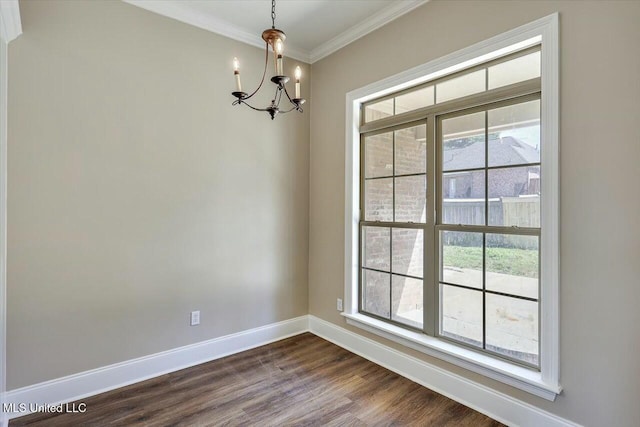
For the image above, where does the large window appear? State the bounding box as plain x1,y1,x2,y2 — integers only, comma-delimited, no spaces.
360,48,542,367
345,15,559,400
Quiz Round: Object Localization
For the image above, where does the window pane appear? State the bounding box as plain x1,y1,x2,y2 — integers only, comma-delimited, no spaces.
365,98,393,123
486,294,539,365
395,175,426,223
392,228,423,278
488,166,540,227
395,125,426,175
365,132,393,178
365,178,393,221
392,276,423,329
362,226,390,271
486,234,538,299
442,171,485,225
362,270,390,318
442,112,485,171
441,284,483,348
436,69,486,103
488,51,541,90
441,231,482,289
395,86,434,114
488,100,540,167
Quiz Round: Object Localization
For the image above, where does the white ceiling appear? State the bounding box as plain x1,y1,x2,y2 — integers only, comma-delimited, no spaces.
124,0,429,63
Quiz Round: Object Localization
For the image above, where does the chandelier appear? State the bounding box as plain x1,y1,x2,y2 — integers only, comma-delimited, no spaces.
231,0,306,120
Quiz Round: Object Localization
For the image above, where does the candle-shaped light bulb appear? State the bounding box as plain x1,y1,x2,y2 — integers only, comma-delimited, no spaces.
294,66,301,99
275,39,284,76
233,57,242,92
275,38,284,55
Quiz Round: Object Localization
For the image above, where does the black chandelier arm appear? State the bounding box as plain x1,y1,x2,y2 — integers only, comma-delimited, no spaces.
238,42,270,102
275,85,284,106
233,98,302,116
276,84,301,112
232,98,273,113
234,84,303,113
278,105,303,114
276,85,303,114
233,91,302,115
282,82,305,111
281,83,295,103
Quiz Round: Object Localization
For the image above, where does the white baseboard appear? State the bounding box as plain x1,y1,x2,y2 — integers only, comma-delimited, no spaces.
4,314,578,427
308,315,580,427
4,315,310,420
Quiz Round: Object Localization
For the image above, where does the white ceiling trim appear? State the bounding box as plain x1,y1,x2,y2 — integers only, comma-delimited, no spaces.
309,0,429,63
0,0,22,43
123,0,311,63
123,0,429,64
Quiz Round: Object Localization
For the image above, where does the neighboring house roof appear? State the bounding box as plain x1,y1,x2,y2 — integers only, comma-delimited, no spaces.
443,136,539,170
490,136,540,165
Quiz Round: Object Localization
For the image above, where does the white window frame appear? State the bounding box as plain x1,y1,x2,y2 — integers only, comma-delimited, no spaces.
343,14,560,400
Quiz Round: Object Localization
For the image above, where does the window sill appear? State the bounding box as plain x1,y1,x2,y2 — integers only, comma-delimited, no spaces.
341,312,561,401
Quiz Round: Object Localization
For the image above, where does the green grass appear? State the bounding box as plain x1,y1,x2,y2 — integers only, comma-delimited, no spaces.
443,245,538,278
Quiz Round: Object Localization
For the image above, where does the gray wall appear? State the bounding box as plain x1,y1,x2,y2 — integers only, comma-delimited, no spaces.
309,1,640,426
7,0,309,389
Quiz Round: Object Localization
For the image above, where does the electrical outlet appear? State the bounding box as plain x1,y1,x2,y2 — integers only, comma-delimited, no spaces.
190,310,200,326
337,298,343,312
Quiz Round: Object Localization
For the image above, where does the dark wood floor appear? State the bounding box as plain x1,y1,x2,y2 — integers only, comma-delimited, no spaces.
10,333,503,426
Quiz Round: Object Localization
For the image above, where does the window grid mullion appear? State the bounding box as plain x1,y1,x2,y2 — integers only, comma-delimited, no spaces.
366,171,429,180
444,162,542,176
361,221,424,229
425,116,436,336
363,266,422,281
482,233,487,350
483,110,489,351
392,129,396,223
484,110,489,227
359,134,364,314
389,228,393,320
435,223,541,236
390,128,395,320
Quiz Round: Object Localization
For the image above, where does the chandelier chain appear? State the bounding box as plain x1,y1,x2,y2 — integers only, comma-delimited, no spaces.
271,0,276,29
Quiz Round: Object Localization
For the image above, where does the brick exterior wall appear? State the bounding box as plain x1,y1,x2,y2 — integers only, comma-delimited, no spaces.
363,128,539,319
363,126,426,323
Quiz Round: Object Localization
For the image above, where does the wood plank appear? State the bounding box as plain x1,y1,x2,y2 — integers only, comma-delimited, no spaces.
9,333,503,426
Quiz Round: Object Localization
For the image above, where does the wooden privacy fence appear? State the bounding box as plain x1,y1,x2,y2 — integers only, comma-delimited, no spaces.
442,195,540,249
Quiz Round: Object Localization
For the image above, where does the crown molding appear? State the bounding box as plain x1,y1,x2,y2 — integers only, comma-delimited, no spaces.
123,0,429,64
123,0,310,63
0,0,22,43
309,0,429,63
